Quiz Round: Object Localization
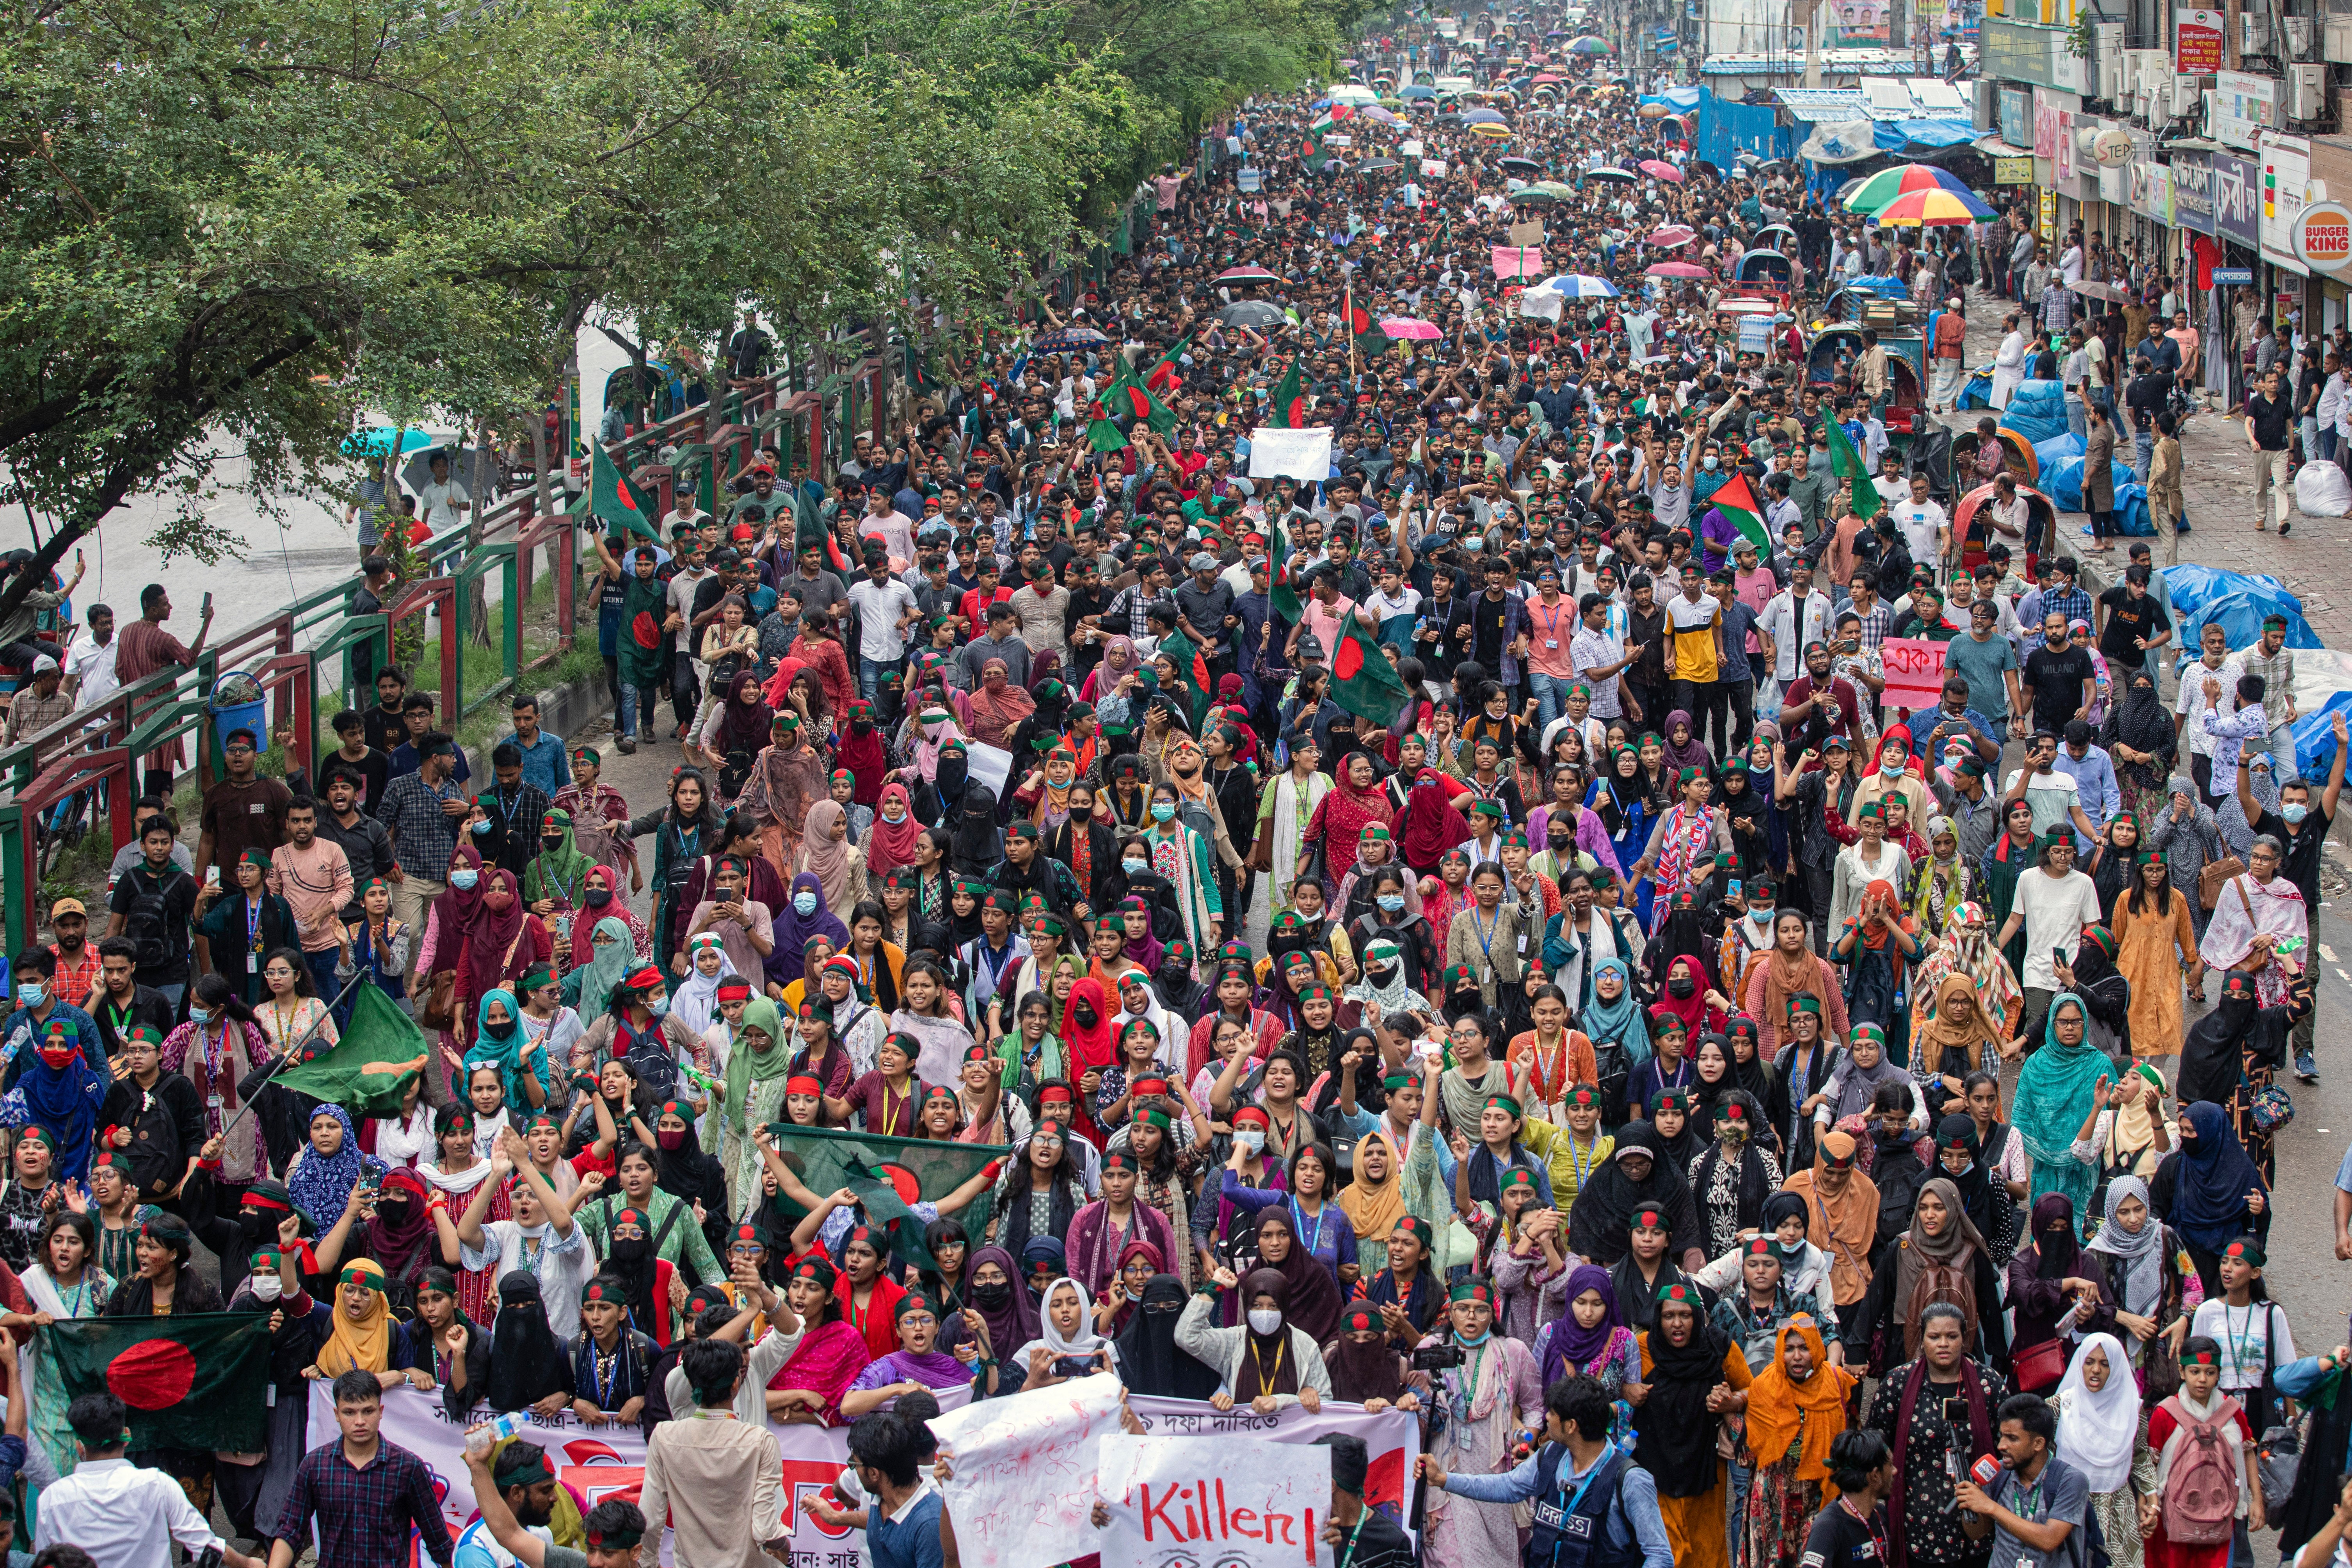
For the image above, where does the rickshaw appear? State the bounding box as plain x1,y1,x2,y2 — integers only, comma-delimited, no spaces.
1753,223,1798,254
1951,426,2041,489
1955,480,2059,576
1733,249,1795,285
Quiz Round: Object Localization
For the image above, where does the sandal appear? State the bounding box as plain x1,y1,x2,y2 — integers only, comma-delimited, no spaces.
2282,518,2293,536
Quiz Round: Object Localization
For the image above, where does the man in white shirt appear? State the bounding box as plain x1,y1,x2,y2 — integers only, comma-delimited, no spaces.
65,603,119,708
846,551,921,708
36,1388,260,1568
1992,829,2105,1040
417,450,471,533
1891,472,1950,575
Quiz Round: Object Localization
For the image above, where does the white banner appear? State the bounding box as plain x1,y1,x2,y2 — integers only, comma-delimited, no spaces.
1097,1434,1332,1568
927,1374,1127,1568
1247,427,1334,481
1124,1396,1422,1540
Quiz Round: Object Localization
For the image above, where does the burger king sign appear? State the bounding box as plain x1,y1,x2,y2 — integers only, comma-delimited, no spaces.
2292,200,2352,278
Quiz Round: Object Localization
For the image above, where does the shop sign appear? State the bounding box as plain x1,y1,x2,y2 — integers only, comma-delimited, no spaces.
2172,153,2217,235
2260,132,2312,274
2176,7,2224,71
2291,200,2352,278
2213,70,2276,152
2212,267,2255,284
2213,151,2261,247
1995,156,2036,185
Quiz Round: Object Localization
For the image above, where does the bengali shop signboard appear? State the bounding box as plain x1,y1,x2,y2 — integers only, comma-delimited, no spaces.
2176,8,2224,72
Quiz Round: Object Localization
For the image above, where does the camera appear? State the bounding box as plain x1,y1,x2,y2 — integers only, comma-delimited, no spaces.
1412,1343,1466,1372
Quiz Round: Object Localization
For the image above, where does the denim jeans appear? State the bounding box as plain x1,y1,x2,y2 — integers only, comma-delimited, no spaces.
305,948,349,1027
858,654,901,724
2065,392,2087,438
2135,431,2154,483
617,681,659,740
1529,670,1572,729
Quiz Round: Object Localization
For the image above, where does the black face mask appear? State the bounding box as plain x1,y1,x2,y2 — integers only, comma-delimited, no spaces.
1067,804,1092,821
852,718,874,735
585,887,613,908
971,1279,1013,1309
1547,837,1572,854
484,1016,517,1040
1668,975,1696,999
1074,1002,1099,1029
239,1211,269,1243
541,836,564,852
612,1234,651,1264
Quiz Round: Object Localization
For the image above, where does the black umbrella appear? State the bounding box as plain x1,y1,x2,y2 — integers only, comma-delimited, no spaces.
1499,155,1543,174
1216,300,1289,328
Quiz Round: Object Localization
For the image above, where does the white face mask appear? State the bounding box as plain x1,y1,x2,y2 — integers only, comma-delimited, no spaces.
249,1274,283,1302
1248,1308,1284,1336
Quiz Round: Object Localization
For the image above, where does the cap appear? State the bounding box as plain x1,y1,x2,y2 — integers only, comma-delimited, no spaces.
48,898,85,919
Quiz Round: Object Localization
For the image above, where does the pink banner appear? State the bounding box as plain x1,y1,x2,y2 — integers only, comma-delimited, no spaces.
1880,636,1951,710
1491,244,1541,279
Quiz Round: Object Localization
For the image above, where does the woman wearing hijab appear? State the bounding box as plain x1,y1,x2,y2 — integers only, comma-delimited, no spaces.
1852,1175,2005,1367
961,1244,1038,1387
1234,1207,1344,1343
1302,753,1393,898
1532,1261,1641,1416
1781,1128,1881,1324
2007,1193,2111,1394
647,1099,728,1257
2153,1100,2271,1296
795,800,867,924
1906,901,2024,1049
2050,1333,2158,1568
1323,1301,1411,1409
949,782,1006,878
963,658,1035,751
1592,745,1657,880
457,869,547,1047
1174,1264,1333,1409
1336,1123,1410,1275
1910,973,2004,1120
2082,1174,2187,1381
865,782,926,885
2178,965,2309,1186
1396,768,1474,875
2103,665,2178,824
1106,1273,1219,1399
1008,1274,1120,1388
1689,1094,1781,1259
1715,758,1772,881
1638,1280,1753,1568
522,808,598,926
2010,993,2114,1221
1658,709,1713,778
706,670,775,800
738,712,830,878
1566,1122,1707,1269
484,1269,572,1414
1743,1319,1858,1568
287,1104,389,1223
767,870,851,997
1415,1277,1546,1568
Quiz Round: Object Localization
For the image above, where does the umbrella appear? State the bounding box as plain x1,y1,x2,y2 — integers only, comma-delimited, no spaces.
1526,180,1578,198
1537,274,1619,298
1638,102,1669,118
1399,85,1437,100
402,444,484,494
1029,326,1108,354
1469,123,1511,139
1567,35,1610,52
1215,264,1280,284
1499,155,1544,174
1379,317,1446,340
1216,300,1289,328
1362,106,1402,123
1585,166,1638,183
1510,187,1560,206
1330,84,1378,105
1645,261,1714,277
1648,224,1696,246
1874,186,1995,225
1638,159,1683,181
1461,108,1509,124
341,426,445,459
1356,157,1401,172
1753,223,1798,248
1532,71,1563,83
1843,163,1973,215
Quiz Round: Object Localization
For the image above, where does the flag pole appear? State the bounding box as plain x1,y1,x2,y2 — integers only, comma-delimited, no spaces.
1347,280,1360,379
214,969,373,1143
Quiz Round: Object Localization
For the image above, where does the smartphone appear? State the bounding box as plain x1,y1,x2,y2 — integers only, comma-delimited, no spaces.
1726,879,1743,898
2053,946,2069,969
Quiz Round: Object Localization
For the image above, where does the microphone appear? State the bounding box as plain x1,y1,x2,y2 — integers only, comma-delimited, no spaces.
1971,1455,2003,1488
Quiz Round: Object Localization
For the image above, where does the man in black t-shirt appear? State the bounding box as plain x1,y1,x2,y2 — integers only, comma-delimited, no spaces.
2239,709,2347,1081
2020,609,2096,737
2247,366,2295,534
2095,564,2172,678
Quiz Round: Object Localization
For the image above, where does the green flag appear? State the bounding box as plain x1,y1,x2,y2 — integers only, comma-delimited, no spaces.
1266,360,1308,428
762,1125,1006,1273
588,443,655,540
1085,399,1130,454
1327,608,1411,728
1822,417,1881,518
1108,360,1177,437
1159,624,1212,731
1269,513,1303,623
269,983,427,1115
47,1314,272,1452
1706,471,1774,555
1144,335,1191,395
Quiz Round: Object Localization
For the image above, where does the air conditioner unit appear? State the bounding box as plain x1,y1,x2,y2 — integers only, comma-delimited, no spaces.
2288,59,2327,116
2202,85,2219,135
2183,75,2212,114
2244,11,2271,52
2288,16,2314,53
2328,15,2352,60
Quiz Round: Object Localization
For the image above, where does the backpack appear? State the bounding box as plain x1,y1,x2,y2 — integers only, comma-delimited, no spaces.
121,868,188,974
2158,1393,2245,1545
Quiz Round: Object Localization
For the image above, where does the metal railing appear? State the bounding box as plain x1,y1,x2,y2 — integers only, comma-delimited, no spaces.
0,358,896,953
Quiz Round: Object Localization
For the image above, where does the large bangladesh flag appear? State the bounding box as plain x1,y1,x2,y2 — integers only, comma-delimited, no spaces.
1328,611,1410,728
48,1314,272,1452
270,983,428,1114
1707,472,1773,556
585,443,655,540
1265,360,1308,428
1823,416,1882,518
763,1126,1008,1273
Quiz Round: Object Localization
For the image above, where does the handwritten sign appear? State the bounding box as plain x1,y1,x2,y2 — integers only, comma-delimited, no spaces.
1099,1434,1332,1568
1881,636,1950,710
928,1373,1129,1568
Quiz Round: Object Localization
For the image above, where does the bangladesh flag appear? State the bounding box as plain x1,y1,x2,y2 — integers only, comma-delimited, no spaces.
1303,114,1337,170
1707,471,1773,556
794,476,848,571
1159,625,1212,731
762,1125,1007,1273
1823,417,1881,519
48,1314,272,1452
1086,399,1129,454
1109,360,1177,437
1344,294,1390,356
1144,335,1191,394
587,443,655,540
1266,360,1308,428
270,983,427,1114
1328,612,1410,729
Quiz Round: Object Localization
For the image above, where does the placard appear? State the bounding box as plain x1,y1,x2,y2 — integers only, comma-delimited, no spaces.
1249,427,1335,480
1881,636,1951,709
2176,7,2224,71
1739,314,1774,352
1995,157,2034,185
1399,138,1425,156
928,1376,1130,1568
1420,158,1449,178
1097,1434,1332,1568
1508,218,1548,245
963,739,1016,801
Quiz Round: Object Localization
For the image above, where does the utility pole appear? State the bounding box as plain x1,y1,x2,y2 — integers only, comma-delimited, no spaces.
1803,0,1824,84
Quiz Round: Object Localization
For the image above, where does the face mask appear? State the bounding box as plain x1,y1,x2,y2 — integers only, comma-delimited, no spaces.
612,1234,651,1263
1703,455,1719,470
1068,804,1092,821
1236,1128,1266,1154
190,1006,213,1025
450,870,480,891
36,1046,75,1070
794,892,820,916
657,1128,687,1151
541,836,563,852
483,1016,516,1041
2283,803,2310,824
1369,961,1399,982
971,1280,1013,1309
882,807,907,823
646,997,670,1018
14,984,43,1008
585,887,613,908
1377,893,1406,914
1749,905,1774,924
249,1273,283,1302
1668,975,1696,999
852,718,874,735
1150,802,1177,823
471,820,492,836
1248,1308,1284,1336
1124,858,1148,875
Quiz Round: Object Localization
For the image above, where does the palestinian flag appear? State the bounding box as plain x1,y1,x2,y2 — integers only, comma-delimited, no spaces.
48,1314,272,1452
1144,335,1191,394
1823,417,1881,518
1109,360,1177,437
1707,471,1773,556
794,477,849,571
1086,399,1129,454
269,983,427,1114
764,1126,1006,1272
587,443,655,540
1344,293,1390,356
1268,513,1303,624
1266,359,1308,428
1328,611,1410,729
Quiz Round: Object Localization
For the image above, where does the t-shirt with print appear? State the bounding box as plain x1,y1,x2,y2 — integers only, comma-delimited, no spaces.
1986,1456,2090,1568
2190,1298,2297,1393
1801,1497,1886,1568
2022,644,2094,735
1667,593,1722,683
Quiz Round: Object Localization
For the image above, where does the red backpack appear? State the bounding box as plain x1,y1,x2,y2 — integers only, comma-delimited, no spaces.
2159,1394,2245,1546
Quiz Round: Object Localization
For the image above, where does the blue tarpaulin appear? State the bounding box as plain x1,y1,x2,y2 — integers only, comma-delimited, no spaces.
2001,380,2068,445
2042,456,2136,514
1872,118,1979,151
1659,85,1703,110
1697,90,1794,171
2290,695,2352,781
2180,587,2324,653
2160,565,2293,626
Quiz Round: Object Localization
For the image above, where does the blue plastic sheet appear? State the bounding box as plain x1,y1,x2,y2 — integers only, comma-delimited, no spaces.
2291,693,2352,781
2179,587,2324,653
2031,431,2085,473
2113,482,2153,537
2041,456,2134,513
2160,565,2293,626
2000,380,2068,445
1959,371,1993,410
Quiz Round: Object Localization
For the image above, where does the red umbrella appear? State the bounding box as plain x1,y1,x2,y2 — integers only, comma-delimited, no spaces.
1644,261,1713,277
1638,159,1683,181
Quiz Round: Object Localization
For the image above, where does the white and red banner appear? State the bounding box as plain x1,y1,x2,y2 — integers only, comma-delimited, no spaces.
1097,1433,1333,1568
312,1381,1419,1568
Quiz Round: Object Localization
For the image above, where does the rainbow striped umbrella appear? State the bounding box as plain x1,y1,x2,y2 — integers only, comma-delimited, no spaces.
1842,163,1973,215
1873,186,1996,226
